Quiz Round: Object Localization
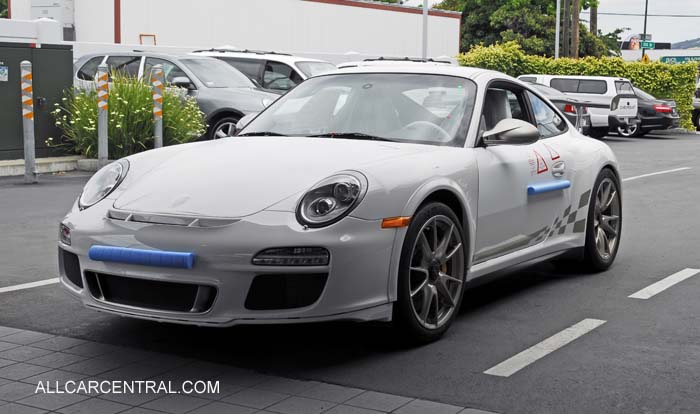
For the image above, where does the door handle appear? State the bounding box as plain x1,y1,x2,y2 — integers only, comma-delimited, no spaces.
551,161,566,177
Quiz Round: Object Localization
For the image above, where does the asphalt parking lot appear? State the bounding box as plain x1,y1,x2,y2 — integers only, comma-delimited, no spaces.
0,131,699,414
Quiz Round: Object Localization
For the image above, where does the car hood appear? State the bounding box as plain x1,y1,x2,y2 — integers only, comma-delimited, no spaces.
114,137,436,218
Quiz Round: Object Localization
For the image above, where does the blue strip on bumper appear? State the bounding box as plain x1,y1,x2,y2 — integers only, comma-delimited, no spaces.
88,245,195,269
528,180,571,195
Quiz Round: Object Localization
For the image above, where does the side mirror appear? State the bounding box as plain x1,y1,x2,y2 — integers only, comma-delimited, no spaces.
482,119,540,146
235,112,259,134
171,77,195,90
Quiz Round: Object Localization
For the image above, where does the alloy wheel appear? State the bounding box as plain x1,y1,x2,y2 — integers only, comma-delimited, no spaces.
408,215,465,330
593,178,621,261
214,121,237,139
617,124,638,137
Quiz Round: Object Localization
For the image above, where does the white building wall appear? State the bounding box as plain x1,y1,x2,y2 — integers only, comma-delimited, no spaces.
73,0,114,43
117,0,459,57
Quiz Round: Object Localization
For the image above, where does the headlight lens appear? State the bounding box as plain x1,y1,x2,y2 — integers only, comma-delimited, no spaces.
79,159,129,210
296,173,367,228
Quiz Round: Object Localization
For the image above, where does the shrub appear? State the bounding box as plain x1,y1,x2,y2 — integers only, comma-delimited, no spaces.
458,42,699,129
50,74,206,159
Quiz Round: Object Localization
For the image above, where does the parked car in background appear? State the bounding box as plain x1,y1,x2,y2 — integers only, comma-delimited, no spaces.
191,48,336,94
615,87,680,137
525,82,592,136
73,52,278,139
693,80,700,131
518,74,638,139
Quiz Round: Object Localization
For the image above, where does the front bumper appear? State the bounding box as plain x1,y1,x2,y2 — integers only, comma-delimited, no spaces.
59,204,397,327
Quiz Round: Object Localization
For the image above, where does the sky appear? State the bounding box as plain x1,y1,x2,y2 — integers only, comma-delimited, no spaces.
404,0,700,43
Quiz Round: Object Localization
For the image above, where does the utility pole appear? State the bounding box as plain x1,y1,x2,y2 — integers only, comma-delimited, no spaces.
641,0,649,60
422,0,428,59
572,0,580,58
555,0,561,58
563,0,570,57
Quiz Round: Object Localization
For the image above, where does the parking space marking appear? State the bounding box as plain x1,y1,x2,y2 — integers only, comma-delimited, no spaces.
0,278,59,294
484,318,606,378
628,268,700,300
622,167,691,182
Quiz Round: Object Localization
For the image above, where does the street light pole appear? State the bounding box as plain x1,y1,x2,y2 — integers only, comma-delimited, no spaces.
422,0,428,59
555,0,561,59
641,0,649,60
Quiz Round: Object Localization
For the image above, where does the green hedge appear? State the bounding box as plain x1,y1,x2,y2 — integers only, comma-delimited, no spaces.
457,42,699,129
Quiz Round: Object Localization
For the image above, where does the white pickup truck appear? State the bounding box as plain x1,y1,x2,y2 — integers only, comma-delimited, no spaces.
518,74,639,138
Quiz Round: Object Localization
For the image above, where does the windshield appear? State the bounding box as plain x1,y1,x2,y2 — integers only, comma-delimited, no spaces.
180,58,254,88
240,73,477,147
296,61,337,77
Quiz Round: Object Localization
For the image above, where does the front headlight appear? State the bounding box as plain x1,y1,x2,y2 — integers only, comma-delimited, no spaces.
79,159,129,210
296,172,367,228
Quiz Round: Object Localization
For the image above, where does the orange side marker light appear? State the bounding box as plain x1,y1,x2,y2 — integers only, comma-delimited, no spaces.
381,216,411,229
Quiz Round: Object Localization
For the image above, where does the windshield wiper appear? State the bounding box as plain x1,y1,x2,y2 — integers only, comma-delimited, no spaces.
308,132,396,142
237,131,288,137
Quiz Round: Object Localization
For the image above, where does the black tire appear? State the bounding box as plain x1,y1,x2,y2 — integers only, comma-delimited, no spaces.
208,116,240,140
588,128,608,139
582,169,622,272
393,202,467,343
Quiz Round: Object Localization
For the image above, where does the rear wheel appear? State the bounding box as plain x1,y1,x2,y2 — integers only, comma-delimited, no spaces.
617,124,639,137
582,169,622,272
393,202,466,343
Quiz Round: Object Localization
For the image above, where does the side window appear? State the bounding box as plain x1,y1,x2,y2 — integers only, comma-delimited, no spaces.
578,80,607,94
550,78,579,93
615,81,634,94
144,58,189,84
527,91,567,138
77,56,104,81
220,58,264,82
481,87,529,132
263,62,302,91
105,56,142,78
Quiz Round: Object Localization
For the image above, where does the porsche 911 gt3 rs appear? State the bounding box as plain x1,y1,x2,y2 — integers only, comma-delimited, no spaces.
58,65,622,342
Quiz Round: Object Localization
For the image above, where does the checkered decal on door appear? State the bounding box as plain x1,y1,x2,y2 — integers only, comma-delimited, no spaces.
548,189,592,238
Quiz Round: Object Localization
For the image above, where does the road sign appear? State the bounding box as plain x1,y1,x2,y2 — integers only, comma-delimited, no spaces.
641,41,655,49
660,56,700,64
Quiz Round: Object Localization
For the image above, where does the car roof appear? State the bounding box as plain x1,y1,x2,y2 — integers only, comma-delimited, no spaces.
79,51,217,62
519,74,630,82
323,64,510,82
190,48,331,65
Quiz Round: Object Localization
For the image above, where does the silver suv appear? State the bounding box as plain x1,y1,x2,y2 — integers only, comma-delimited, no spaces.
73,52,279,139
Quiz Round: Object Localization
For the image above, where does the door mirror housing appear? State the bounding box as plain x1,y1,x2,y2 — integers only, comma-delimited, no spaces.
235,112,259,134
171,77,195,90
482,119,540,146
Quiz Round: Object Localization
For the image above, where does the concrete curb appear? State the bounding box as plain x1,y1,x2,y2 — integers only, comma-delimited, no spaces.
0,156,84,177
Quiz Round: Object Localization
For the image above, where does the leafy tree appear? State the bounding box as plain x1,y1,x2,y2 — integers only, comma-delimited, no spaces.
457,0,621,58
433,0,466,11
1,0,8,18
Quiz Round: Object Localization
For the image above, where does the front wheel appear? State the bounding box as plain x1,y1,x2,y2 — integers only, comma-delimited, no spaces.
209,116,240,140
393,202,466,343
582,169,622,271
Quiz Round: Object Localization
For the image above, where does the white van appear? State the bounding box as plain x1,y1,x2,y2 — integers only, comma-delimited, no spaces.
518,74,637,138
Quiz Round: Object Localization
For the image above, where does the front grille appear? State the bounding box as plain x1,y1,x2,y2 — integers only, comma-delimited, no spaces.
60,249,83,288
245,273,328,310
84,272,216,313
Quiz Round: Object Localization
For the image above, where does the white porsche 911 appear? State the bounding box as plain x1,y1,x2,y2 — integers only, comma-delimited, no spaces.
58,64,622,342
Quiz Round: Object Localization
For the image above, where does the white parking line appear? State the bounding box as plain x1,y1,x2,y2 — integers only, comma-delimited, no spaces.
484,318,606,378
628,268,700,300
622,167,691,182
0,278,60,294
